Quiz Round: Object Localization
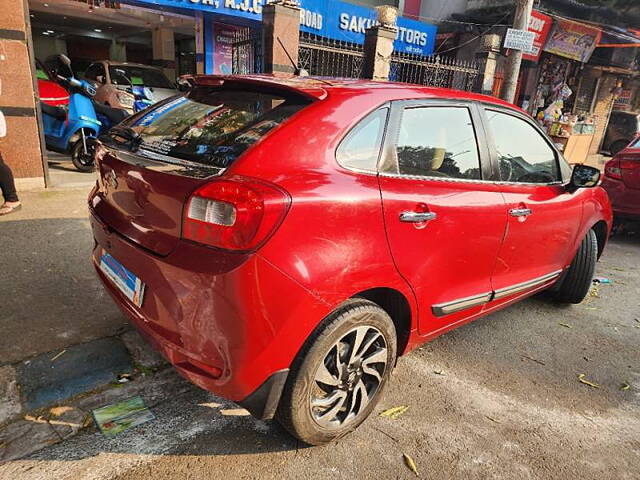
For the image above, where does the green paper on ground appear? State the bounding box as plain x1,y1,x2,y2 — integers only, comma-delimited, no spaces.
92,396,155,437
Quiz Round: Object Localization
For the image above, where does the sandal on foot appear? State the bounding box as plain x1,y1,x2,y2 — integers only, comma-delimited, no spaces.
0,203,21,215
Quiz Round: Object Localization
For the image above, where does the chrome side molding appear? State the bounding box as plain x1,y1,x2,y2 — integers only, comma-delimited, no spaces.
431,270,563,317
432,292,492,317
492,270,562,300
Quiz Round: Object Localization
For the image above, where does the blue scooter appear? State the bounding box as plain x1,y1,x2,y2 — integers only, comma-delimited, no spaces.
40,55,128,172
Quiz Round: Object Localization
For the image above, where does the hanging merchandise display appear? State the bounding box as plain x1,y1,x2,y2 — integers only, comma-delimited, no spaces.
531,55,597,164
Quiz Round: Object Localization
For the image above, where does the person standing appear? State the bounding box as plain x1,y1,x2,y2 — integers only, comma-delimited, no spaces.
0,152,20,215
0,107,21,215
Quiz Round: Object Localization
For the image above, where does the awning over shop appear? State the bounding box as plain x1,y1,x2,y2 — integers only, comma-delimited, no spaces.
597,26,640,48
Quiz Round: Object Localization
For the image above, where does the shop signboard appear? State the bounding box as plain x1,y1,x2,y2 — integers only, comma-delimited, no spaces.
503,28,535,51
522,9,552,62
127,0,437,55
213,23,240,74
543,18,602,63
613,89,632,111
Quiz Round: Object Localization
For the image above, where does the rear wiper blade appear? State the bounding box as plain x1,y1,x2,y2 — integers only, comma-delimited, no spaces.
109,125,142,151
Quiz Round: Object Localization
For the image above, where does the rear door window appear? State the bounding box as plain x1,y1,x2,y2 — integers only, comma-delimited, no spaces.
388,106,482,180
120,88,311,168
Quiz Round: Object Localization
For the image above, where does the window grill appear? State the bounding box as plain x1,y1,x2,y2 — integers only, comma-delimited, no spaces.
232,28,263,74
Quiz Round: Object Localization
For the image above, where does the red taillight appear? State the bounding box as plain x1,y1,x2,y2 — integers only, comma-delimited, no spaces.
604,159,622,180
606,155,640,180
182,175,290,251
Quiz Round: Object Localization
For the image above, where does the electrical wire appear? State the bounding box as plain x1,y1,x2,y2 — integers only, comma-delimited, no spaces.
435,11,512,55
343,0,515,27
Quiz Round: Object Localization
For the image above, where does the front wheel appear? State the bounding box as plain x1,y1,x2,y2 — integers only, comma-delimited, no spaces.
276,299,397,445
70,136,95,172
552,229,597,304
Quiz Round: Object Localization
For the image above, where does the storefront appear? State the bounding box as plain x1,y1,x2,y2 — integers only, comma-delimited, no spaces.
519,14,603,164
127,0,437,75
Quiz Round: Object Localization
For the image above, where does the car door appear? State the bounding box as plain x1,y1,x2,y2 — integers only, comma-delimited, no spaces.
480,106,583,298
377,100,507,336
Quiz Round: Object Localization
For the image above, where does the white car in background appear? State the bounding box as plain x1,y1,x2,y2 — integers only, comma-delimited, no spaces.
85,60,179,113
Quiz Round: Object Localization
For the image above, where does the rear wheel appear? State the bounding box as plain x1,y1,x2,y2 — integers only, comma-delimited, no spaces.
70,135,95,172
552,229,597,304
276,299,396,445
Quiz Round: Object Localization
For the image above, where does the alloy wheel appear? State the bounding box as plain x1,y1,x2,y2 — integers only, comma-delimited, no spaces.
310,324,388,428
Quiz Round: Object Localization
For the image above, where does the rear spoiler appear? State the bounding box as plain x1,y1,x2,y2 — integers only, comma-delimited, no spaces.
177,74,328,101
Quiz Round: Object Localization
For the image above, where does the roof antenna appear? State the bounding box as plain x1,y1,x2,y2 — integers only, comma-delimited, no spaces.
277,36,308,76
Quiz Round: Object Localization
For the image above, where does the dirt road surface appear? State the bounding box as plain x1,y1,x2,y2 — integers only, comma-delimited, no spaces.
1,227,638,479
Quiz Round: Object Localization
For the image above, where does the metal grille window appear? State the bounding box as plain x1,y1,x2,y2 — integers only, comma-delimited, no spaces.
298,32,364,78
232,28,263,74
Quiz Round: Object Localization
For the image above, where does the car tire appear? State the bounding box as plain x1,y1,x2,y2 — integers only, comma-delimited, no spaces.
610,140,629,156
276,299,397,446
552,229,597,304
70,138,95,173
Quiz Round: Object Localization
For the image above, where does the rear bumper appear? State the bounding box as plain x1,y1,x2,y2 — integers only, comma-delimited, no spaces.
90,209,328,418
601,177,640,219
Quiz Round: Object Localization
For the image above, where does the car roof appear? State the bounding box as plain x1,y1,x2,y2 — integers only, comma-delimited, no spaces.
184,73,521,111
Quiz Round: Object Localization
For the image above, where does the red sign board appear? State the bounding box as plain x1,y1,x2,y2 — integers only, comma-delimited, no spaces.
522,10,553,62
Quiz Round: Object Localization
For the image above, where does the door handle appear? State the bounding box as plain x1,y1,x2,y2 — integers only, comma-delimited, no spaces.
509,208,532,217
399,211,437,223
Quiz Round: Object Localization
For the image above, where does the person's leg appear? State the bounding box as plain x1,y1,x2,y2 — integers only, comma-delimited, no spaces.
0,153,21,214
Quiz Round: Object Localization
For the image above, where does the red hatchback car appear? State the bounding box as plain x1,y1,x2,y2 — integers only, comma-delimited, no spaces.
90,75,612,445
602,135,640,222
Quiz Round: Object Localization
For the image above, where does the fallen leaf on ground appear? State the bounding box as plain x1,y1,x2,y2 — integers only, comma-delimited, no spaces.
380,406,409,419
433,370,446,376
577,373,600,389
620,383,630,391
485,415,501,423
403,453,418,476
589,286,600,298
558,323,572,329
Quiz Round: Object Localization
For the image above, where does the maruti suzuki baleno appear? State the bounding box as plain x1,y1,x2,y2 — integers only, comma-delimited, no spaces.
90,75,612,445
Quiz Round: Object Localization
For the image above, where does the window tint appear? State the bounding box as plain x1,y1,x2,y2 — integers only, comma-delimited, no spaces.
336,108,387,171
84,63,104,81
117,88,311,168
486,110,559,184
394,107,481,180
109,66,173,88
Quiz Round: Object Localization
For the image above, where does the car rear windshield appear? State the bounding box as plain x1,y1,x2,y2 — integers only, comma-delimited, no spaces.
109,66,174,88
121,87,311,168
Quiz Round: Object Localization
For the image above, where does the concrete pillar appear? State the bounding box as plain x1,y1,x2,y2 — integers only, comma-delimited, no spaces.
0,0,46,189
152,27,175,81
475,34,501,96
263,2,300,74
109,39,127,62
363,25,397,81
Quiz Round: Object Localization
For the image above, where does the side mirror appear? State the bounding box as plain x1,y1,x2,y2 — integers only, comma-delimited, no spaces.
59,54,71,66
568,164,600,192
176,76,191,91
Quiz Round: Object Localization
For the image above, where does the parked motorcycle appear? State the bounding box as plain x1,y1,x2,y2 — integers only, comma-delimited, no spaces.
40,55,128,172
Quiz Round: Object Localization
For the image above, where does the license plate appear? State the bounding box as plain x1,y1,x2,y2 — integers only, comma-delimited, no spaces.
99,251,145,307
